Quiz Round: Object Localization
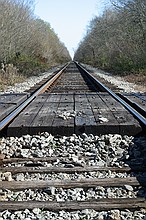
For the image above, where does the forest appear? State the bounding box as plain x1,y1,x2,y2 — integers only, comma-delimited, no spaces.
74,0,146,78
0,0,71,89
1,0,145,90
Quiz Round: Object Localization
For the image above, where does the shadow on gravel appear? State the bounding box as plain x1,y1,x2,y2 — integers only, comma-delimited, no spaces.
121,135,146,199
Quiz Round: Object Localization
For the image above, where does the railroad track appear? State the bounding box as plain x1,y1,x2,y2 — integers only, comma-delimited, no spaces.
0,133,146,218
0,61,146,219
0,61,145,136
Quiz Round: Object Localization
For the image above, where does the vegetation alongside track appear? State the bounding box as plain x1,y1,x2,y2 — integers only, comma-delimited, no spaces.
74,0,146,78
0,0,71,90
1,0,146,90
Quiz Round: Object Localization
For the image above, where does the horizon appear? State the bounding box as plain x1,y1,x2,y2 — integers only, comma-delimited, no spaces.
34,0,110,58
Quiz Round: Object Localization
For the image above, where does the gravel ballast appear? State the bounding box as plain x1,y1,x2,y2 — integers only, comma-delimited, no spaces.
0,209,146,220
1,133,145,168
83,64,146,93
0,133,146,219
0,63,145,94
0,66,61,94
0,64,146,219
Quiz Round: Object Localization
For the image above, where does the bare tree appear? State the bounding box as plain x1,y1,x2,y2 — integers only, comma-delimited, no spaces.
0,0,71,75
75,0,146,73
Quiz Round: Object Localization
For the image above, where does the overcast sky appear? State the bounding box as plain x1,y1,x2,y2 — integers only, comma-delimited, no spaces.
34,0,109,58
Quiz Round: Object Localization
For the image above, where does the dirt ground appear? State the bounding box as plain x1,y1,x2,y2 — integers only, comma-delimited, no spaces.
123,73,146,87
122,73,146,93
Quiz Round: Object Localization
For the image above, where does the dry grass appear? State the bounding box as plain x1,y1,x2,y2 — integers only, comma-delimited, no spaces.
0,65,26,91
122,72,146,87
0,61,49,91
0,74,26,91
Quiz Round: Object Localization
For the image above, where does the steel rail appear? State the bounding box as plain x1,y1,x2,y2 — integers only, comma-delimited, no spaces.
118,93,146,118
75,62,146,128
0,63,69,131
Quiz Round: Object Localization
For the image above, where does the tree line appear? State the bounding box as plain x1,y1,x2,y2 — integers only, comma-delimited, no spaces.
0,0,71,76
74,0,146,75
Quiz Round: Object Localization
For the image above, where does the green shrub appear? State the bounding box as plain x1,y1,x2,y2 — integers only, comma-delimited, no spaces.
11,55,50,77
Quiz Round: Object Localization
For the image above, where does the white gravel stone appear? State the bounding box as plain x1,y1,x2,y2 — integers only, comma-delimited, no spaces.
0,172,13,181
0,133,146,168
32,208,40,215
83,64,146,93
2,185,140,202
0,66,61,94
0,209,145,220
0,133,146,219
124,185,133,191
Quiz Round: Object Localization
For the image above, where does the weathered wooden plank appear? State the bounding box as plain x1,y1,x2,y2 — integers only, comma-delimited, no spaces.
75,116,97,134
75,93,90,104
99,93,142,135
52,117,74,135
51,100,74,135
7,94,75,135
1,155,97,164
7,96,48,136
2,157,58,164
75,93,97,134
75,103,93,115
130,96,146,110
45,93,61,103
87,93,120,134
0,94,28,121
0,93,28,105
1,165,144,174
1,155,145,168
120,93,146,117
60,94,74,103
30,101,59,134
137,93,146,101
0,177,145,190
33,94,49,102
117,111,142,135
52,85,91,92
57,102,74,111
6,92,143,136
126,94,146,108
0,198,145,211
0,104,17,121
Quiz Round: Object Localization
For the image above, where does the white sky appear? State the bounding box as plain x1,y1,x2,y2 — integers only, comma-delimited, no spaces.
34,0,109,58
